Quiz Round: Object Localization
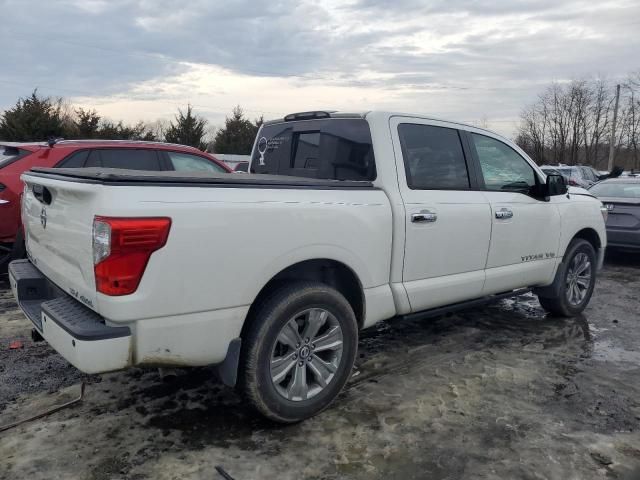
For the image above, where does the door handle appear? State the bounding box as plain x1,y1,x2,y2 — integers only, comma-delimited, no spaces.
495,208,513,219
411,210,437,223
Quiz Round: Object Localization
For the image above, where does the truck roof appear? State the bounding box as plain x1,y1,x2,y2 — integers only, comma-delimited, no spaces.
264,110,506,141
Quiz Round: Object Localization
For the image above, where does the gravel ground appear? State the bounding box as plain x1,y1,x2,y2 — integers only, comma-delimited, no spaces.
1,252,639,480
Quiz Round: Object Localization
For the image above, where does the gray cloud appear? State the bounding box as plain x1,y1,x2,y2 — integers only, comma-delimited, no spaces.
0,0,638,134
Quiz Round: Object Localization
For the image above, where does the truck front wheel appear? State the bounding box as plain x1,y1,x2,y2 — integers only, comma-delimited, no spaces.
239,281,358,423
538,238,597,317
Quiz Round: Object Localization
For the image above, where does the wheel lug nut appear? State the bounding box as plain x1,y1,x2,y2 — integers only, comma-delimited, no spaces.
305,338,309,344
311,344,315,349
292,353,297,359
296,343,300,348
298,361,304,367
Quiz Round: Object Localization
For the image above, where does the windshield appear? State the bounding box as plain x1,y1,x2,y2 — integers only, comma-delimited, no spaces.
589,182,640,199
0,146,29,168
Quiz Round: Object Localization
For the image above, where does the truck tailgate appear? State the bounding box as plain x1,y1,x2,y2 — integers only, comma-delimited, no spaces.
21,174,99,311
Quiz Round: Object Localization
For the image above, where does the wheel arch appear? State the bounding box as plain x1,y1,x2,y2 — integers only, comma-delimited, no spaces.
241,258,366,341
536,226,602,300
571,227,602,252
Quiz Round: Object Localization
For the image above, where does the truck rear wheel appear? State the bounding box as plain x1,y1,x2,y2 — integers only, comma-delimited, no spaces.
538,238,597,317
239,281,358,423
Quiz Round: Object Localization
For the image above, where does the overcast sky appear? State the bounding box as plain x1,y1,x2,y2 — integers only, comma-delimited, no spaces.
1,0,639,137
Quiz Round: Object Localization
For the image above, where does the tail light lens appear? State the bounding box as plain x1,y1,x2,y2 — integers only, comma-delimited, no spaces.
93,216,171,296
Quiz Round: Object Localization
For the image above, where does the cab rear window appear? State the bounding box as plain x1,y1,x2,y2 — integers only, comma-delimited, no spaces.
251,119,376,181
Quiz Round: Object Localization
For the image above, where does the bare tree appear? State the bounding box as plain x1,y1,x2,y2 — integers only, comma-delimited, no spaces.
623,72,640,171
516,73,640,171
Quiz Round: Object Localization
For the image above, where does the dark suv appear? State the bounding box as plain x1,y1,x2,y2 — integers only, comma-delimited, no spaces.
0,140,231,270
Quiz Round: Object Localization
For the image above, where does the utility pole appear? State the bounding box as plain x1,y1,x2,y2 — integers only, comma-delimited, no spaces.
608,84,621,171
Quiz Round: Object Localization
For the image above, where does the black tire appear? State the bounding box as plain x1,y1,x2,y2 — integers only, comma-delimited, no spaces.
239,281,358,423
537,238,597,317
11,229,26,260
0,230,26,274
0,246,10,273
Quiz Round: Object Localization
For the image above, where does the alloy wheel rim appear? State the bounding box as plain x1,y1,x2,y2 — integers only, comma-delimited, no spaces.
565,252,592,306
270,308,344,402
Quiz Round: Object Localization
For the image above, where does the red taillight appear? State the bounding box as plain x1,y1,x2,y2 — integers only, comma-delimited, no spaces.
93,216,171,296
568,179,579,186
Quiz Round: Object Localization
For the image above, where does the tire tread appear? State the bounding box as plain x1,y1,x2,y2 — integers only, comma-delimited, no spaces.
239,281,357,423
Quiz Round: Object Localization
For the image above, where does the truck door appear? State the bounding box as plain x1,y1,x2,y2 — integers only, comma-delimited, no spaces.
465,132,561,294
390,117,492,312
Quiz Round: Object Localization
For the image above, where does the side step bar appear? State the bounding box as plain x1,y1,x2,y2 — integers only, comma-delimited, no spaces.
401,288,532,322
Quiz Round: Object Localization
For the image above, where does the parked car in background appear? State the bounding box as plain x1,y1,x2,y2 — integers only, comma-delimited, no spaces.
233,161,249,172
0,140,231,270
582,165,605,182
540,165,597,188
589,178,640,250
10,111,606,422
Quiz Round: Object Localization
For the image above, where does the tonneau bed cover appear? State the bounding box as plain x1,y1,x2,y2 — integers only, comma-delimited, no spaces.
26,167,374,189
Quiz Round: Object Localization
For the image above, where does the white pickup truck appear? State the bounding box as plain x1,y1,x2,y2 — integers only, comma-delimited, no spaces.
10,111,607,422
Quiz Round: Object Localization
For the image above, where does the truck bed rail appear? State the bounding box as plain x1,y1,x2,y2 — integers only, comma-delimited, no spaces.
27,167,376,189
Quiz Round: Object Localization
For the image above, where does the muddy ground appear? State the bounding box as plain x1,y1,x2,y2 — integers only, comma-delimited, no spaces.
1,253,640,480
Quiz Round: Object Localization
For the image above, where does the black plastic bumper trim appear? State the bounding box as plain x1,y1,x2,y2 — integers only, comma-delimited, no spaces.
9,259,130,341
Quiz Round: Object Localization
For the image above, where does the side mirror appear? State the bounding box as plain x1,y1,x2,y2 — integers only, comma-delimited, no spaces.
546,174,568,196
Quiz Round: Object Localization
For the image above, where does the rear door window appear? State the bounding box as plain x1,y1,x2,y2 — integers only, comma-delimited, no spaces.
94,149,162,170
251,118,376,181
166,151,227,173
57,150,89,168
397,123,470,190
85,150,100,168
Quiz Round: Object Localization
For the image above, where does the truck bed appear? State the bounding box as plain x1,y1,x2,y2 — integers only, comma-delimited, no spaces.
28,167,375,189
19,167,392,347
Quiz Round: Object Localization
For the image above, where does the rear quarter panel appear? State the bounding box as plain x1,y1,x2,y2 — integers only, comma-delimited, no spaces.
92,185,393,323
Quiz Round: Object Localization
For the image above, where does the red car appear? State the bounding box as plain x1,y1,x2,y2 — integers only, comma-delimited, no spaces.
0,140,231,270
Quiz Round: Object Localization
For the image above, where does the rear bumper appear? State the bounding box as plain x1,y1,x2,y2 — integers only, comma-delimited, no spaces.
9,259,244,384
9,259,132,373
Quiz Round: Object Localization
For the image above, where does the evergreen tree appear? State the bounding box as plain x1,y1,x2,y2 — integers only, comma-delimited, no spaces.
213,106,261,154
96,120,155,140
164,105,207,150
0,90,69,141
74,108,101,138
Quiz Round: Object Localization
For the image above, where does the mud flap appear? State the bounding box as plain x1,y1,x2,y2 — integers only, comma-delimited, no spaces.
216,338,241,387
